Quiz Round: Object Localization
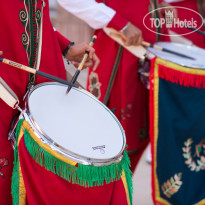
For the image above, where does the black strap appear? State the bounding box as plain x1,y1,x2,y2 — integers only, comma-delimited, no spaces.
103,46,123,105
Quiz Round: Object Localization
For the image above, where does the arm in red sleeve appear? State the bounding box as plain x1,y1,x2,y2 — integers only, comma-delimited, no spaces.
106,12,129,31
55,31,71,54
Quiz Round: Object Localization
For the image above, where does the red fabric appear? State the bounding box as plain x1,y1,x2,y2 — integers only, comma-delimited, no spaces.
101,0,164,31
158,64,205,88
0,1,69,204
170,0,205,48
87,0,169,171
149,58,157,205
18,137,129,205
55,31,70,54
107,13,128,31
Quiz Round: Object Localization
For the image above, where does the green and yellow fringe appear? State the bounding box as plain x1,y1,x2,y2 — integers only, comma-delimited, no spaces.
12,119,133,204
11,119,26,205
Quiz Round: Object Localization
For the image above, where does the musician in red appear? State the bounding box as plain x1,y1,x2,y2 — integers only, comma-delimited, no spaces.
57,0,171,172
0,1,99,204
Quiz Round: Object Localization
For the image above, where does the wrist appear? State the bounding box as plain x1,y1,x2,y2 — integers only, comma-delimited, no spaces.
120,22,131,33
63,42,75,57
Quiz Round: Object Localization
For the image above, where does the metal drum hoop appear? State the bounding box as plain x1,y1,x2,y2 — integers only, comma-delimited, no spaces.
23,82,126,166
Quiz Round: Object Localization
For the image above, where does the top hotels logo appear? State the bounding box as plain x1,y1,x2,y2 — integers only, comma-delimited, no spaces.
143,6,204,36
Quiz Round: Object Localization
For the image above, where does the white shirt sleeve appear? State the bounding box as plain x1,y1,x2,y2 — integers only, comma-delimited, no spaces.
57,0,116,29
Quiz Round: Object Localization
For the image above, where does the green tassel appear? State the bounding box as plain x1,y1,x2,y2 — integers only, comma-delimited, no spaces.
11,119,24,205
122,150,133,205
15,120,133,204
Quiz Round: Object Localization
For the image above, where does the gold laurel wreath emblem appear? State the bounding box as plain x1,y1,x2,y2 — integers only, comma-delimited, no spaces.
182,138,205,172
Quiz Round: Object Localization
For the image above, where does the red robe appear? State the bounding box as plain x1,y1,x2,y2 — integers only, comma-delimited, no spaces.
13,120,131,205
87,0,169,172
170,0,205,48
0,1,132,204
0,1,69,204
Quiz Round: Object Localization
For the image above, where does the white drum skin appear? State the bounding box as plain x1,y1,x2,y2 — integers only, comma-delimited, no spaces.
148,42,205,69
24,83,126,166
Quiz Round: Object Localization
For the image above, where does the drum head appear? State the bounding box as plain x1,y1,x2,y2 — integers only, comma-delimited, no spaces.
147,42,205,69
27,83,125,162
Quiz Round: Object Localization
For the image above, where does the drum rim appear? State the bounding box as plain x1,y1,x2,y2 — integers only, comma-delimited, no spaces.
147,41,205,69
23,82,126,166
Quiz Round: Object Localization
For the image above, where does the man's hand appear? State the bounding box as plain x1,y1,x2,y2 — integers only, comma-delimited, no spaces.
119,23,143,46
66,43,100,71
0,51,3,55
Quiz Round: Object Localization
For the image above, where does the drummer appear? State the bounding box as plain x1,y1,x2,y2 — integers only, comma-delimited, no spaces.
57,0,174,173
0,1,100,204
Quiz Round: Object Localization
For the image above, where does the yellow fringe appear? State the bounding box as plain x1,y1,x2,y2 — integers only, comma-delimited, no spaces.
156,58,205,76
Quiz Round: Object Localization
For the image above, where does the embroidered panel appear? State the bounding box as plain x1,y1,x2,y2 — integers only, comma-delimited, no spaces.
88,71,102,99
150,58,205,205
19,0,42,68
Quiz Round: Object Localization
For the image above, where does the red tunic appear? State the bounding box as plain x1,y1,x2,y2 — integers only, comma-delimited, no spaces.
0,1,69,204
15,130,131,205
87,0,169,172
0,1,132,205
169,0,205,48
